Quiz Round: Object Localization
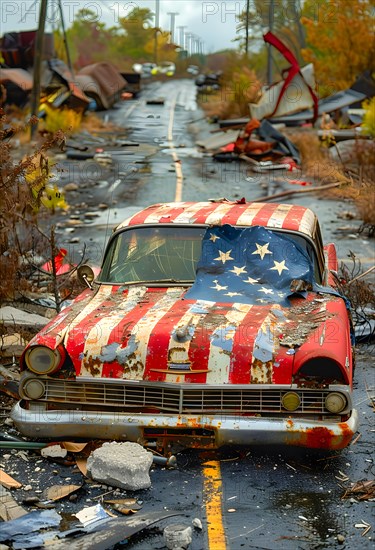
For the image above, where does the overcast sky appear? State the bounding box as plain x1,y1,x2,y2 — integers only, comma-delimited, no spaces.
0,0,243,52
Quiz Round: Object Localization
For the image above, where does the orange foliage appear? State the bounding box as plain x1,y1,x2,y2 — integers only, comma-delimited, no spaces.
301,0,375,96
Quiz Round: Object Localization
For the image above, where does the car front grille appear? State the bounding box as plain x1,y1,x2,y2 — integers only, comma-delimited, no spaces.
36,379,334,415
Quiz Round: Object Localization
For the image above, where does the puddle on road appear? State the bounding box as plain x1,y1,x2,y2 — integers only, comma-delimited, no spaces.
159,146,205,158
273,491,341,542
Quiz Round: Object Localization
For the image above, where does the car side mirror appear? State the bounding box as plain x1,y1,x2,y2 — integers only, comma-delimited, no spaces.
77,265,95,290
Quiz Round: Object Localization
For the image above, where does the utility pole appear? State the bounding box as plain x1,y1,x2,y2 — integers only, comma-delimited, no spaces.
154,0,160,65
58,0,74,75
267,0,274,85
177,25,187,50
167,12,179,44
245,0,250,56
30,0,48,139
185,33,192,56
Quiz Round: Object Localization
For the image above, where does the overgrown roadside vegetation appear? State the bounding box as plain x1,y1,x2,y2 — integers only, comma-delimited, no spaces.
0,110,70,307
0,107,123,310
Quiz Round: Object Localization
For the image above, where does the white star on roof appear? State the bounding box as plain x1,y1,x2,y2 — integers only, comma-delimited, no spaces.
215,250,234,264
256,298,267,304
225,291,241,297
244,276,259,285
211,283,228,291
252,242,272,260
230,265,247,276
258,287,274,295
209,234,220,242
270,260,289,275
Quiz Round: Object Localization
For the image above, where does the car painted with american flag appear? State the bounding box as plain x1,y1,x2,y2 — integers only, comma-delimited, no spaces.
12,200,358,451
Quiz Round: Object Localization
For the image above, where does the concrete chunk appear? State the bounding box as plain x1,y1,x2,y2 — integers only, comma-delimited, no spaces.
86,442,153,491
163,524,192,549
0,307,49,329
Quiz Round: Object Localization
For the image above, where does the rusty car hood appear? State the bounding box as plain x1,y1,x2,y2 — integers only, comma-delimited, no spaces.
27,284,350,385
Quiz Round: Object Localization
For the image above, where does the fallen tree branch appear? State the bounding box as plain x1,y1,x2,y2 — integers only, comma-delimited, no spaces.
250,181,343,203
347,265,375,286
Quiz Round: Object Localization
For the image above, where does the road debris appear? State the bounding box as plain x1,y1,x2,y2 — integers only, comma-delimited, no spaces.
44,484,82,502
0,469,22,489
41,444,68,459
192,517,203,530
335,470,350,482
0,485,27,521
164,523,192,550
87,441,154,491
103,498,143,515
342,480,375,501
354,520,372,537
49,510,182,549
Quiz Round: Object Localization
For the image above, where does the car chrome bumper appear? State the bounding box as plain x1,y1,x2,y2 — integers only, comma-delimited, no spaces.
11,402,359,450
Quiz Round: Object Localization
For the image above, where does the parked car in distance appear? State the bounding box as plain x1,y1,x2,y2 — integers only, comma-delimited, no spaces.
140,62,157,76
152,61,176,76
12,200,358,452
187,65,199,76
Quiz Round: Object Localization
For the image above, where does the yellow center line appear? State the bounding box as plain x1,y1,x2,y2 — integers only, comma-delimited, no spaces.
203,460,227,550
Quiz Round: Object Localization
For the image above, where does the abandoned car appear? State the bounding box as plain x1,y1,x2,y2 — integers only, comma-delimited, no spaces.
12,200,358,450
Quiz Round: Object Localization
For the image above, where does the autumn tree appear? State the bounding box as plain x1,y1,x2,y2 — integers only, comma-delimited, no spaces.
113,7,155,62
144,30,178,64
301,0,375,95
62,8,113,68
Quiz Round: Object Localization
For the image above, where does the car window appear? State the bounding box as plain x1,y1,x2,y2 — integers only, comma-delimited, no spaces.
98,225,320,285
99,226,207,283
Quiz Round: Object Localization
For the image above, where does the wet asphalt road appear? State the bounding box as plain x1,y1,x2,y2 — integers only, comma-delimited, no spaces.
1,350,373,550
2,78,374,550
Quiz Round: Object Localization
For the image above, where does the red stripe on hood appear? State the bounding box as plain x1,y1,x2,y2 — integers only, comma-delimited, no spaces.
144,298,193,381
66,286,127,375
185,302,231,384
26,289,95,351
101,288,170,379
229,305,270,383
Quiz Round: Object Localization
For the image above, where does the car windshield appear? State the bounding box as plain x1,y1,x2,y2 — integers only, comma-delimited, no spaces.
98,225,321,285
98,226,207,284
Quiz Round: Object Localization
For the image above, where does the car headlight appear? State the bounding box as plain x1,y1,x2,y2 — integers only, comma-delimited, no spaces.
22,378,46,399
25,346,64,374
325,392,347,413
282,391,301,411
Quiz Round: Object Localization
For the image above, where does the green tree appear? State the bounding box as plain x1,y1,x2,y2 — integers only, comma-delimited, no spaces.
113,7,155,61
64,8,113,68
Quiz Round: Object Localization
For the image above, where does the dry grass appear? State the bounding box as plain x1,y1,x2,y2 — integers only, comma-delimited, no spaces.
287,130,350,184
199,64,261,120
286,129,375,233
81,112,123,134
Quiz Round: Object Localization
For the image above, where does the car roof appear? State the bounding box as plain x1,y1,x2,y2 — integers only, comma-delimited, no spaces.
115,201,318,239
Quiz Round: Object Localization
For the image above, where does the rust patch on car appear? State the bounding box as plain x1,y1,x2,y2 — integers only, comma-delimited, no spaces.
278,300,334,348
123,357,144,376
250,358,273,384
286,424,354,449
82,355,102,376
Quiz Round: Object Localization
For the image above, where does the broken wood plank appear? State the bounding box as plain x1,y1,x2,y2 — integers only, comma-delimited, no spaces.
0,485,27,521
